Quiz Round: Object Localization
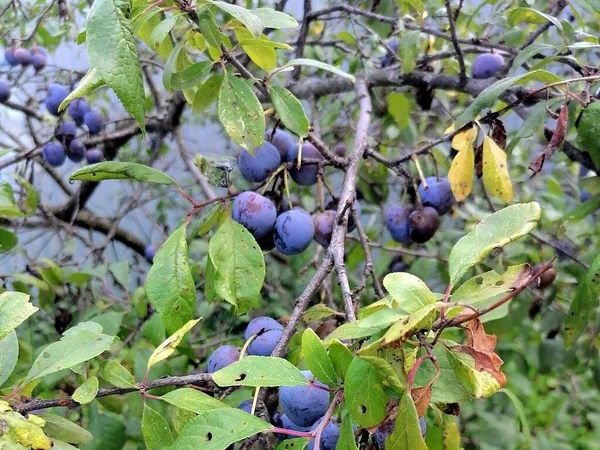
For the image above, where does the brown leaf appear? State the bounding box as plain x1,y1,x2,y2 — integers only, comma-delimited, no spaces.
491,119,507,150
436,402,461,416
529,104,568,176
411,384,432,416
475,142,484,178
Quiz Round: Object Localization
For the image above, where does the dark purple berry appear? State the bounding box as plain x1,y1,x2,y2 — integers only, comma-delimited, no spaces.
43,142,66,167
385,204,414,244
5,47,18,66
144,245,157,261
14,48,32,66
68,99,90,126
313,210,335,247
286,142,323,186
244,317,284,356
265,128,295,160
418,177,455,215
279,371,329,428
67,139,86,163
84,109,104,134
86,148,104,164
0,80,11,103
232,191,277,240
409,206,439,244
45,83,69,117
207,345,240,373
238,141,281,183
274,209,315,255
31,54,46,70
471,53,504,79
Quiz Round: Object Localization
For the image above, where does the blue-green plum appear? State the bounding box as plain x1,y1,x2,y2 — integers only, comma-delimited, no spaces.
471,53,504,79
265,129,295,160
409,206,439,244
43,142,66,167
286,142,323,186
274,209,315,255
0,80,10,103
238,141,281,183
307,418,340,450
418,177,454,215
144,245,156,261
14,48,32,66
244,316,284,356
232,191,277,240
4,47,18,66
238,400,253,414
86,148,104,164
313,210,335,247
84,109,104,134
279,371,329,427
385,204,414,244
68,99,89,126
67,139,86,162
207,345,240,373
45,83,69,116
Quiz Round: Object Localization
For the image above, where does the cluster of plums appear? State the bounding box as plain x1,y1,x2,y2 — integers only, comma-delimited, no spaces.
43,88,105,167
5,45,47,70
385,176,454,245
233,129,355,255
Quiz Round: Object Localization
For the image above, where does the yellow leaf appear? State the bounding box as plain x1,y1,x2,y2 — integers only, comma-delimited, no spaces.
147,318,201,370
444,123,455,135
451,125,477,152
482,136,513,202
448,142,475,202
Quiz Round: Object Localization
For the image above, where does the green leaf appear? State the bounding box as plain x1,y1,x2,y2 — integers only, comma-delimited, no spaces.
236,27,276,71
501,388,532,449
270,86,309,137
329,340,354,380
13,175,39,215
87,0,145,131
577,102,600,170
445,345,504,398
387,93,410,130
190,203,225,239
53,440,79,450
0,182,24,218
565,254,600,346
194,153,237,188
0,228,18,253
171,61,214,90
58,68,105,112
146,226,197,333
163,38,187,92
357,308,408,329
383,272,436,313
323,321,383,344
210,1,262,38
72,376,99,404
303,304,340,322
276,438,309,450
193,74,224,113
70,161,177,185
0,292,37,342
170,408,272,450
143,404,174,450
278,58,356,82
209,217,266,314
100,360,136,388
24,322,114,384
344,357,389,427
302,328,338,386
218,74,266,153
85,407,126,450
161,388,230,413
508,7,563,32
579,0,600,14
360,356,405,395
337,414,359,450
399,30,420,73
149,14,179,49
254,8,298,29
38,412,93,444
448,203,541,284
0,331,18,387
148,318,201,369
213,356,308,387
197,10,222,48
385,393,428,449
455,70,553,128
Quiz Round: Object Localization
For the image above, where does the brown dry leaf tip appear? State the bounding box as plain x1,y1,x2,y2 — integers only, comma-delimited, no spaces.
491,119,507,150
411,383,433,417
529,104,568,176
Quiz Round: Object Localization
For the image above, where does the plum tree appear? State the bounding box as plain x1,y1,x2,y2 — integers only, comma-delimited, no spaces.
13,47,32,66
207,345,241,373
84,109,104,134
286,142,323,186
265,128,294,160
385,204,414,244
68,99,89,125
144,245,156,261
42,142,66,167
307,418,340,450
66,139,86,163
232,191,277,240
238,141,281,183
45,83,70,117
85,148,104,164
279,371,329,427
313,210,336,247
409,206,440,243
273,209,315,255
0,80,10,103
244,316,284,356
471,53,504,79
418,176,455,215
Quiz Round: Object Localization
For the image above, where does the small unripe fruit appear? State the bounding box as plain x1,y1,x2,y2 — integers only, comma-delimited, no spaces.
86,148,104,164
43,142,66,167
409,206,439,243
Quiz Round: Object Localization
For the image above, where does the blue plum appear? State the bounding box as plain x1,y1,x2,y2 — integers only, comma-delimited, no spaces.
144,245,157,261
68,99,90,126
279,370,329,427
207,345,240,373
244,316,284,356
286,142,323,186
4,47,18,66
57,121,77,141
84,109,104,134
581,189,591,203
385,204,414,244
67,139,86,162
373,417,426,449
419,416,426,437
307,418,340,450
0,80,11,103
409,206,439,244
238,141,281,183
334,143,346,157
388,255,407,273
274,209,315,255
86,148,104,164
418,177,454,215
14,48,32,66
43,142,66,167
471,53,504,79
265,128,295,160
232,191,277,240
325,198,361,232
380,38,399,68
31,53,46,70
313,210,336,247
45,83,70,116
238,400,253,414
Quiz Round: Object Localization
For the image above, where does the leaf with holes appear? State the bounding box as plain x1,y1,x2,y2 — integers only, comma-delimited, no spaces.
212,356,308,387
143,404,173,450
344,357,389,427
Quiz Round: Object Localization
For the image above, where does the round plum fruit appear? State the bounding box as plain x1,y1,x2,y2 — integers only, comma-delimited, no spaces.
207,345,240,373
286,142,323,186
279,370,329,428
418,176,455,215
238,141,281,183
232,191,277,240
244,316,284,357
471,53,504,79
273,209,315,255
385,204,414,244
